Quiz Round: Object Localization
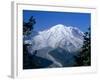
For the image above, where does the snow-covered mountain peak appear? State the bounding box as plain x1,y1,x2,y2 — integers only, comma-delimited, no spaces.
50,24,66,29
49,24,69,32
31,24,84,52
47,24,84,39
49,24,83,34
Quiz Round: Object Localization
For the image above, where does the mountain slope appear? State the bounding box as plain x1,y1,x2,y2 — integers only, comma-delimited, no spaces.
25,24,84,67
31,24,84,52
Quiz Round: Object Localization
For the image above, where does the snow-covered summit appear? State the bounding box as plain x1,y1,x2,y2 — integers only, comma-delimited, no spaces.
31,24,84,52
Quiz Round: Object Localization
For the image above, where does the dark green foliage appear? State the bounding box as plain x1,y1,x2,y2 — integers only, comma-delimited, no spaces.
75,27,91,66
23,16,37,69
23,44,37,69
23,16,36,35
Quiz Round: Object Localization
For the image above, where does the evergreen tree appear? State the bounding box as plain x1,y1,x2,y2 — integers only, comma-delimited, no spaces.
23,16,36,35
23,16,36,69
75,27,91,66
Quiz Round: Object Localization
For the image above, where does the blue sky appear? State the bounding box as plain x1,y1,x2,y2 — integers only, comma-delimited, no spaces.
23,10,91,32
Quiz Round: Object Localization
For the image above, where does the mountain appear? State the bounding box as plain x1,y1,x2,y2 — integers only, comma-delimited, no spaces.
31,24,84,52
25,24,84,67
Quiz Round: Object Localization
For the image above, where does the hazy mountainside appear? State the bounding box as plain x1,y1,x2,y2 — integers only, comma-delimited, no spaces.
24,24,84,67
